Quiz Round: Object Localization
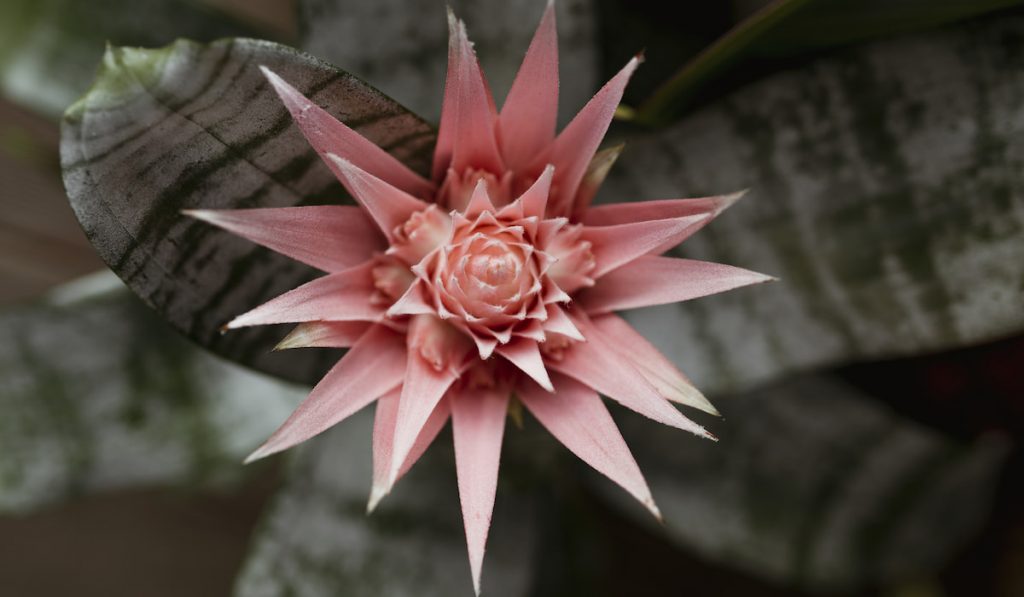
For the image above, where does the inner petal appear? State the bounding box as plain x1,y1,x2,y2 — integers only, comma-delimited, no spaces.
469,252,520,286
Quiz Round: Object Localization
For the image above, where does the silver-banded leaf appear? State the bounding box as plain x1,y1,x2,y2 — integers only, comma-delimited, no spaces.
604,14,1024,394
61,38,436,384
234,408,537,597
594,375,1008,589
0,0,267,119
299,0,598,124
0,272,302,513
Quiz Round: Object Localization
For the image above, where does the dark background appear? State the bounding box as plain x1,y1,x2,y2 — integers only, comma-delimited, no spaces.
1,1,1022,595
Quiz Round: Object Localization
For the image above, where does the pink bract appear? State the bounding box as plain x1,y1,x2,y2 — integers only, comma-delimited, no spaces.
186,3,772,594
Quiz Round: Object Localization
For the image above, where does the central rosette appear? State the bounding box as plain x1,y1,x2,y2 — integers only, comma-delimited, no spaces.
431,209,547,332
379,172,595,367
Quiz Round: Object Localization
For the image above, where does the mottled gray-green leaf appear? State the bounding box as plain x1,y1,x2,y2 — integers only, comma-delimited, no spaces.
604,15,1024,393
0,272,302,513
299,0,598,124
0,0,264,119
636,0,1024,125
234,408,537,597
61,38,436,384
594,375,1008,590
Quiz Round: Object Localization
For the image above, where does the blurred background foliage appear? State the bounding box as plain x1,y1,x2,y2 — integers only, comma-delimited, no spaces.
2,0,1024,596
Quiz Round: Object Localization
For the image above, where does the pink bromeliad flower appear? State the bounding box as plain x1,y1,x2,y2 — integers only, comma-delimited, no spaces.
187,4,771,594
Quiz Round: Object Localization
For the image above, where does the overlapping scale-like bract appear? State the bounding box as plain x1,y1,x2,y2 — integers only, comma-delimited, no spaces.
187,3,773,595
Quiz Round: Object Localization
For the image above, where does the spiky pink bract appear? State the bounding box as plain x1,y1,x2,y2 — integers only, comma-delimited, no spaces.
188,3,773,594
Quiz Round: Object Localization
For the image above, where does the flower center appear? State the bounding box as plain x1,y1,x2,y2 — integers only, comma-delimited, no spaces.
381,180,596,358
448,235,533,318
469,246,520,284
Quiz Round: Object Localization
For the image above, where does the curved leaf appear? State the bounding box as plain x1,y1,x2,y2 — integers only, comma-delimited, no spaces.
603,14,1024,393
635,0,1024,125
594,375,1008,589
61,38,436,384
0,272,302,513
234,408,538,597
298,0,599,123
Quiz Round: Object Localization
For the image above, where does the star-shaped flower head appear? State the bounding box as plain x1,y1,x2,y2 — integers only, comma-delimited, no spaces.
186,3,773,594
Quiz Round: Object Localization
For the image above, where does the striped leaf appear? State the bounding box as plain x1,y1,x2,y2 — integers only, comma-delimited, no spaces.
595,375,1008,589
299,0,599,123
603,14,1024,394
0,0,267,118
61,38,436,384
234,407,538,597
0,272,302,513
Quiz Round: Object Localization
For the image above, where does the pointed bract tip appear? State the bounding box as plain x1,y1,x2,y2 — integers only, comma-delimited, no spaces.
257,64,275,79
446,5,467,41
674,382,720,416
713,188,749,215
243,445,271,465
273,333,303,351
222,317,243,331
180,208,222,225
540,0,557,28
384,458,402,494
646,498,664,523
258,66,292,97
622,55,642,77
366,485,388,514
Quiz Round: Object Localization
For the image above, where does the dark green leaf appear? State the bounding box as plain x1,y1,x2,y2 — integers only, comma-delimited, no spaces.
60,38,436,384
635,0,1024,125
595,375,1008,589
0,273,301,513
603,14,1024,393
